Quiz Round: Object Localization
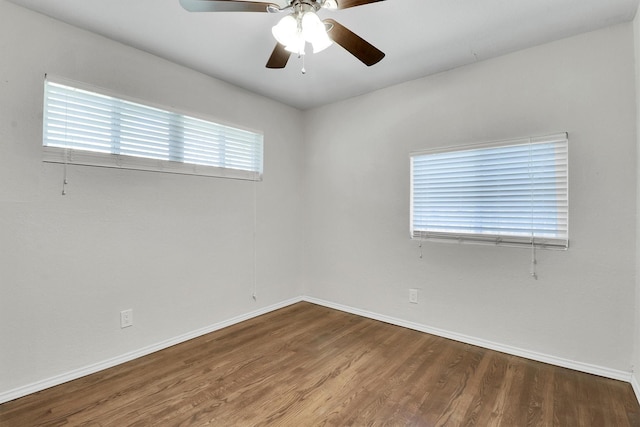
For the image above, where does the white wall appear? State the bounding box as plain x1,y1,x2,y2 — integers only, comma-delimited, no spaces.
303,23,637,372
0,0,304,397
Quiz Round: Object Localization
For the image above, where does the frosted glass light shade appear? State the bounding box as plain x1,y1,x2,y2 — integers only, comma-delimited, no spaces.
301,12,333,53
272,15,298,46
284,35,306,55
272,11,332,56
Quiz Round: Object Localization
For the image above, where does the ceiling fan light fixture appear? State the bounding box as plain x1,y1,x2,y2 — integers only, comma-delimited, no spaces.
271,15,298,46
272,10,333,56
284,35,306,55
310,35,332,53
301,11,333,53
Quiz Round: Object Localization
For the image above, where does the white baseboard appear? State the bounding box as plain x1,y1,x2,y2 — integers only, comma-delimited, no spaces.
303,296,633,383
1,295,633,405
0,297,303,405
632,374,640,406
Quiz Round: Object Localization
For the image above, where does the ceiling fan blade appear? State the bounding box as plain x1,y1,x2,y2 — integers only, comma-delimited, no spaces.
324,19,384,66
266,43,291,68
179,0,276,13
335,0,385,10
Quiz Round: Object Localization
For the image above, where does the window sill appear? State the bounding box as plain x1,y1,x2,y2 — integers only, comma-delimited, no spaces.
42,147,263,181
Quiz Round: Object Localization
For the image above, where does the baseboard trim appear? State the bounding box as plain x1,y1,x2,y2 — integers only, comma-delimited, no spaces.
0,297,303,405
303,296,633,383
632,374,640,406
2,295,633,405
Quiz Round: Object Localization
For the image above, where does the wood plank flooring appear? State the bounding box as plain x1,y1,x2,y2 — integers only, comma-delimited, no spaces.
1,302,639,426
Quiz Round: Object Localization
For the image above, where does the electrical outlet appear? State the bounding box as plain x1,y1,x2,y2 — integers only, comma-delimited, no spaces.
120,309,133,328
409,289,418,304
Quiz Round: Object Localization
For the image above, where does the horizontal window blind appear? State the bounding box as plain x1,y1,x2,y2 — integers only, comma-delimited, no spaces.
42,78,263,180
411,133,568,249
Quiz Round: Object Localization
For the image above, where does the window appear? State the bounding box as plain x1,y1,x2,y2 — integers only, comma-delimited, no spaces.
42,77,263,180
410,133,568,249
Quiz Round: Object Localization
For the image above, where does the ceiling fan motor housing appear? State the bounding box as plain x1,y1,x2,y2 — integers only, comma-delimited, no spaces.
289,0,324,12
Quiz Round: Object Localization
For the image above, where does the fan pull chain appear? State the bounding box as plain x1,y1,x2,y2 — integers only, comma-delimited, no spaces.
301,53,306,74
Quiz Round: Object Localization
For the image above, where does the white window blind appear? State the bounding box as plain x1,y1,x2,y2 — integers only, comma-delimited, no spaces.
410,133,568,249
42,77,263,180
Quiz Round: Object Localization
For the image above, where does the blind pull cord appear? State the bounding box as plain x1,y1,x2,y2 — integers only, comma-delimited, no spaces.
530,239,538,280
252,172,258,301
62,149,69,196
61,81,69,196
418,212,425,259
528,138,537,280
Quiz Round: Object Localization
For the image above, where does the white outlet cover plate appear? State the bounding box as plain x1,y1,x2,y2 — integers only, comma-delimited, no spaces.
409,289,418,304
120,309,133,328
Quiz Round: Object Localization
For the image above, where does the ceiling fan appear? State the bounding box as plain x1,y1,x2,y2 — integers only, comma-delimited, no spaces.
179,0,386,69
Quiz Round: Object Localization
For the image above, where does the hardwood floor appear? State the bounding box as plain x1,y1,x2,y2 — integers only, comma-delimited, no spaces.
1,302,639,426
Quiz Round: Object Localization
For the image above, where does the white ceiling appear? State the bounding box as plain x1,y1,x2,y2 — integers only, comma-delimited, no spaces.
8,0,640,110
